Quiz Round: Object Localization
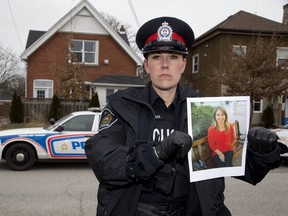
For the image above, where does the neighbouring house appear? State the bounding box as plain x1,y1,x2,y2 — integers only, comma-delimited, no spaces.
20,0,144,110
183,5,288,126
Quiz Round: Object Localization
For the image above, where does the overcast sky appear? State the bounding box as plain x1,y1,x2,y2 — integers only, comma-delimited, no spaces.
0,0,287,57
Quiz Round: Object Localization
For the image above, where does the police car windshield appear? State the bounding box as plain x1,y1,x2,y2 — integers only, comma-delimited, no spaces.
44,113,73,130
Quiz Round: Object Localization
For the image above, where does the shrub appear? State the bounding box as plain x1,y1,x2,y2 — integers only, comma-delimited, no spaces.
262,106,275,128
9,91,24,123
191,103,214,139
89,92,100,108
48,95,62,121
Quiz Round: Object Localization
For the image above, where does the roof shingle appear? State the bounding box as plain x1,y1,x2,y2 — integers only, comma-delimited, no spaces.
195,10,288,43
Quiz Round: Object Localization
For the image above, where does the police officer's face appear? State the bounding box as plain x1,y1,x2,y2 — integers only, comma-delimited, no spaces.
144,52,186,91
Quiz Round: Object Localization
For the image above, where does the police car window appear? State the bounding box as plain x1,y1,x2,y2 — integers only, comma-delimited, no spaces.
61,115,94,131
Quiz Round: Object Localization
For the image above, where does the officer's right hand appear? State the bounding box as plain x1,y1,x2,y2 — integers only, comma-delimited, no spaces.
154,131,192,160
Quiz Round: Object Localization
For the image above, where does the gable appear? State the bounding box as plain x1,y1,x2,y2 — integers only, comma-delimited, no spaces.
60,8,108,35
20,0,142,65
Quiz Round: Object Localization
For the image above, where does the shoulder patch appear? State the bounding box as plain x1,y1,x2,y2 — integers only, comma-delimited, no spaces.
99,108,118,131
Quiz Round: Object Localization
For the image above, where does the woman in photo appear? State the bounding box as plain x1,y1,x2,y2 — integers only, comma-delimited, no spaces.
208,106,235,167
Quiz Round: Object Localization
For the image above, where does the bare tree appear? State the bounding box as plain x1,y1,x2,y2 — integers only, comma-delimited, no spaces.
214,36,288,125
100,13,123,32
52,44,88,100
0,48,24,94
100,12,140,56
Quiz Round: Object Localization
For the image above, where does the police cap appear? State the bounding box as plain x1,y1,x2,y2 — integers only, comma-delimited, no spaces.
136,16,194,55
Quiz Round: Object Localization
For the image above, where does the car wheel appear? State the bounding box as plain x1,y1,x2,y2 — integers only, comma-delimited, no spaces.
5,143,36,171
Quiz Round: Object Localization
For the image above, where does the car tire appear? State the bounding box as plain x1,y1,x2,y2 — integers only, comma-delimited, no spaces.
5,143,36,171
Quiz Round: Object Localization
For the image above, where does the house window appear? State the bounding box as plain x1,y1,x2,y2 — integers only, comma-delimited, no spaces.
276,47,288,67
106,89,116,103
232,45,246,56
253,99,263,113
33,79,53,98
70,40,99,65
192,54,199,73
37,90,45,98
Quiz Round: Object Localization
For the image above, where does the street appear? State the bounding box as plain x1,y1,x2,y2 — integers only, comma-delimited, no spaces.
225,162,288,216
0,161,287,216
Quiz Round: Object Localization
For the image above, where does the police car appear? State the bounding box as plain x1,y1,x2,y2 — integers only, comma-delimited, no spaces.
0,110,101,171
271,128,288,161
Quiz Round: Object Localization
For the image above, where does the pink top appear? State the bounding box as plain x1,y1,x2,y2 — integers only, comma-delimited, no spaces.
208,124,235,156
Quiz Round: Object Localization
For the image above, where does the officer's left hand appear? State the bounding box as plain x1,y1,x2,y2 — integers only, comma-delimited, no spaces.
247,127,278,154
279,142,288,154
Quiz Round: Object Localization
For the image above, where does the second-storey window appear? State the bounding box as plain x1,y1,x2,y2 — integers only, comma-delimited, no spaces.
70,40,99,65
232,45,246,56
192,54,199,73
277,47,288,68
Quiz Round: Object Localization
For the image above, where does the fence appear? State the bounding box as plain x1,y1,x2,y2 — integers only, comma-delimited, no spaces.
23,98,90,122
0,98,90,123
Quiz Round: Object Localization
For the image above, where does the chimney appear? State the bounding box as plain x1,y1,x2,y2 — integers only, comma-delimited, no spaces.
119,25,125,34
283,4,288,24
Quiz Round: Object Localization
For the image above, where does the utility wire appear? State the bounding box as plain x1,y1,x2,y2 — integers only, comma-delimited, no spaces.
0,46,21,60
127,0,140,28
7,0,24,51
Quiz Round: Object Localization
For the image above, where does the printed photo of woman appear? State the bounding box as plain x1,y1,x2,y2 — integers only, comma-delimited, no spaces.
208,106,235,168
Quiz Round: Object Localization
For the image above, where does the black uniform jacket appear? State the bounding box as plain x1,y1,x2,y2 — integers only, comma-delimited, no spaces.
85,82,282,216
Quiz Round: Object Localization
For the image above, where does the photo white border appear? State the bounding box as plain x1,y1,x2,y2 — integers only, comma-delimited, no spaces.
187,96,250,182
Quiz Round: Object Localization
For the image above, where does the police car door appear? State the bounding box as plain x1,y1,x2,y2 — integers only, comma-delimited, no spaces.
47,114,96,159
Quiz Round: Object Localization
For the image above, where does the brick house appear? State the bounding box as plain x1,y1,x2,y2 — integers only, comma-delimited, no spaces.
183,7,288,126
20,0,143,109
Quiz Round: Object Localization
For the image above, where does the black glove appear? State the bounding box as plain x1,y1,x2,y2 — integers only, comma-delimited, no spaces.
154,131,192,160
248,127,278,154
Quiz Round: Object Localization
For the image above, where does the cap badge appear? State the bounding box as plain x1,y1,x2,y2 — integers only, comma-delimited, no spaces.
157,21,173,42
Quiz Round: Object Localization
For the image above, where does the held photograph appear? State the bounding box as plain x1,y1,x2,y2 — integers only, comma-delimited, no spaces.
187,96,250,182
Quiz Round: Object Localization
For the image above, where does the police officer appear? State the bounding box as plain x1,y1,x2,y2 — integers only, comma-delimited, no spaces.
85,16,286,216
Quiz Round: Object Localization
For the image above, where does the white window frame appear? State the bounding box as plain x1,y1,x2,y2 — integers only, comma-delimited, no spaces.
276,47,288,68
232,45,247,56
70,39,99,65
33,79,53,98
253,99,263,113
192,54,199,73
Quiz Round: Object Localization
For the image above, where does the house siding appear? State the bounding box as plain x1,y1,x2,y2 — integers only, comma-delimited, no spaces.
185,32,288,126
188,33,288,97
26,32,137,98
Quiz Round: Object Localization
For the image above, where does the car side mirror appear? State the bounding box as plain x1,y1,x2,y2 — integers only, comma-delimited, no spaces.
55,125,64,132
49,118,56,125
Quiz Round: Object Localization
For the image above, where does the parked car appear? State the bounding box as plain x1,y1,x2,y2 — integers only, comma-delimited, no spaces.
270,128,288,161
0,111,101,171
